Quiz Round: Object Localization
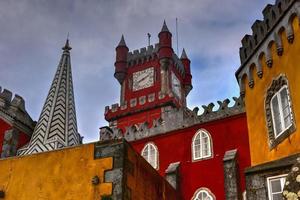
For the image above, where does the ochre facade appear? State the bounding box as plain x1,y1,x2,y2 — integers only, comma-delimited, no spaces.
243,16,300,166
0,144,113,200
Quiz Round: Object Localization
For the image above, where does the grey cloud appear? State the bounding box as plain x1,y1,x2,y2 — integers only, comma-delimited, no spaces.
0,0,274,142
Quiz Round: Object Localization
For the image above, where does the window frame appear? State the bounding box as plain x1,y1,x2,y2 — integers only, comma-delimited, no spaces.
270,85,293,138
191,187,215,200
266,174,287,200
141,142,159,169
265,75,296,149
192,129,213,162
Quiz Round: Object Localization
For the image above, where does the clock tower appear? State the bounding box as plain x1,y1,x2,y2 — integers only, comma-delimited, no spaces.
105,21,192,132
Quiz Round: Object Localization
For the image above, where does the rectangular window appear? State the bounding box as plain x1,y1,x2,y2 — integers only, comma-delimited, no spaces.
267,174,287,200
270,86,293,138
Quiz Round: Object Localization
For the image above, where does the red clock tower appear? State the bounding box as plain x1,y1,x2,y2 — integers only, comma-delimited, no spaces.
105,21,192,132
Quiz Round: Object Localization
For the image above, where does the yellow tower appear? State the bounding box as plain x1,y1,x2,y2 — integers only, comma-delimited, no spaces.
235,0,300,199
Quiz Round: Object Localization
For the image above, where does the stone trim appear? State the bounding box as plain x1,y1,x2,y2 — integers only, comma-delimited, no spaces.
265,75,296,149
245,153,299,175
223,149,240,200
165,162,180,190
101,96,245,142
191,187,216,200
0,87,35,135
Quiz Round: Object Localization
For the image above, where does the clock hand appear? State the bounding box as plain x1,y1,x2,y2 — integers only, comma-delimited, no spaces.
139,74,150,83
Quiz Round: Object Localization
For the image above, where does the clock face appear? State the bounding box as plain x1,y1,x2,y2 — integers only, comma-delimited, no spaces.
132,67,154,91
171,72,181,99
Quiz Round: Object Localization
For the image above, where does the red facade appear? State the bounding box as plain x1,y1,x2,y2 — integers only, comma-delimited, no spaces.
101,21,251,200
131,113,250,199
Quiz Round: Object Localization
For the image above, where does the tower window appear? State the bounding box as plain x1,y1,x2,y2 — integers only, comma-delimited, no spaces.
192,129,213,161
141,142,159,169
192,188,215,200
265,75,295,148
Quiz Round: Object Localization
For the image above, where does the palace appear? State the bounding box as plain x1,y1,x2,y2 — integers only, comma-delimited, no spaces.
0,0,299,199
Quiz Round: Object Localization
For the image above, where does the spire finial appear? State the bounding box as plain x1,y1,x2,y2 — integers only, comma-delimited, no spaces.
161,20,170,32
62,34,72,51
181,48,188,59
118,34,127,47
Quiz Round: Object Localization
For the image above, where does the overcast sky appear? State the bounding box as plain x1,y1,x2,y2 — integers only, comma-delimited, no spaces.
0,0,273,142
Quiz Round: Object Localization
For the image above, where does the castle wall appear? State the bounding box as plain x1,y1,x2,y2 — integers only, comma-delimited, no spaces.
243,16,300,166
125,140,178,200
0,140,177,200
130,113,250,200
0,143,113,200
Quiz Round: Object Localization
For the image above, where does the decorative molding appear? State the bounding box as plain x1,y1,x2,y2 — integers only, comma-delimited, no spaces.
265,75,296,149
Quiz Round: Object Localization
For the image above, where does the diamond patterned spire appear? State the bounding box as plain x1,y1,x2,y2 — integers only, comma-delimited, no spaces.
18,40,81,155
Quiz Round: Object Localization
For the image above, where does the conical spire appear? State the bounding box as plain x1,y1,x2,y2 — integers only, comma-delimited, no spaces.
62,39,72,51
161,20,170,32
181,48,188,59
117,35,127,47
18,40,81,155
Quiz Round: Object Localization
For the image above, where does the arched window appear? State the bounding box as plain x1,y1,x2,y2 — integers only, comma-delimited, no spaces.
141,142,159,169
192,188,215,200
192,129,212,161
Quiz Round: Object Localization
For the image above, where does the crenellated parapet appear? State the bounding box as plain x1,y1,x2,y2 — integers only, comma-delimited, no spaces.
236,0,300,96
127,44,185,76
0,87,35,135
127,44,159,66
100,96,244,142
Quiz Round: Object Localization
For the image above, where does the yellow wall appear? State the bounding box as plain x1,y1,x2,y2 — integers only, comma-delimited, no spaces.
244,17,300,166
0,144,112,200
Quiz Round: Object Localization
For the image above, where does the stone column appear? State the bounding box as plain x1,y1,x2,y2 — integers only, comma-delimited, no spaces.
1,129,19,158
223,149,240,200
160,58,170,95
165,162,180,190
120,81,126,105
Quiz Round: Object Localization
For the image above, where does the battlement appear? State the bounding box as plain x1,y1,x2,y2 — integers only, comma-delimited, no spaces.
239,0,294,64
126,44,186,76
0,87,35,135
127,44,159,66
236,0,300,96
101,96,244,142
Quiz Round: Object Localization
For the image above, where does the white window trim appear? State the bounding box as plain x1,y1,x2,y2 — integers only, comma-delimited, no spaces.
191,187,215,200
243,191,247,200
267,174,288,200
270,85,293,138
192,129,213,161
141,142,159,169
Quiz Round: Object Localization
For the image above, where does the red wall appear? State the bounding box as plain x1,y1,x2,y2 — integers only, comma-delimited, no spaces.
0,119,12,154
117,107,161,133
130,113,250,200
0,118,31,155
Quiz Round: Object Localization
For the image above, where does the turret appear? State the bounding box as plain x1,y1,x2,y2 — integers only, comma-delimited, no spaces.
158,21,173,60
114,35,129,84
181,48,192,96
